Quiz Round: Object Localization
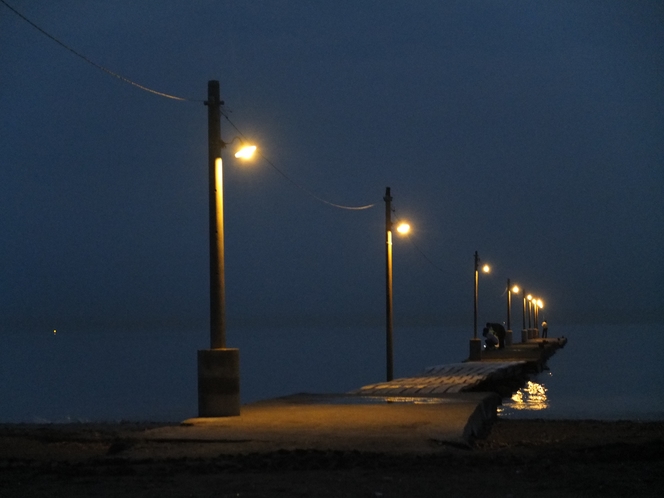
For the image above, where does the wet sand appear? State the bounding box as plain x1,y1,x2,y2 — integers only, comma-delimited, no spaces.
1,419,662,497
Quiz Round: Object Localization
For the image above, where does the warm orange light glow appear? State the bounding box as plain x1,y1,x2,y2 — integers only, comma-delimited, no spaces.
537,299,544,308
234,144,257,159
215,157,224,222
512,285,520,294
482,264,490,273
527,294,533,301
509,381,549,411
396,222,410,235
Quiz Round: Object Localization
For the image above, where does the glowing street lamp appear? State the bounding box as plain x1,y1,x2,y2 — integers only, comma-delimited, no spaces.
198,80,257,418
234,144,257,159
534,299,544,334
384,187,410,381
530,296,542,337
396,222,410,235
506,279,520,344
521,288,528,342
526,294,545,339
526,294,533,332
470,251,490,360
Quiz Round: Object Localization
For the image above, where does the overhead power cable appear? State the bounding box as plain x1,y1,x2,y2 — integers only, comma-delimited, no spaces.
2,0,375,211
0,0,201,102
221,110,376,211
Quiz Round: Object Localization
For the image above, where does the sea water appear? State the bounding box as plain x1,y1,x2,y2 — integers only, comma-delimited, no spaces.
500,323,664,420
0,323,661,422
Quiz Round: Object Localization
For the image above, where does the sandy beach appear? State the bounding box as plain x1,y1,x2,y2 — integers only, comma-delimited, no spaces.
1,419,662,497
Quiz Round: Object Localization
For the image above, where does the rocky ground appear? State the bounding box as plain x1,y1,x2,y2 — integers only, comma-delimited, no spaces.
1,419,663,497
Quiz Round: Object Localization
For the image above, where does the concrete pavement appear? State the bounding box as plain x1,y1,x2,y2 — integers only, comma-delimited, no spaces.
145,392,501,453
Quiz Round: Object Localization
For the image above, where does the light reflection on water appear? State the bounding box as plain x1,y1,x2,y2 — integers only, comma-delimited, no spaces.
498,324,664,420
499,380,549,416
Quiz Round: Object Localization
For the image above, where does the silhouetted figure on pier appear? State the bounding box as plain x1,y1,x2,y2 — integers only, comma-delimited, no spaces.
486,322,506,349
482,327,498,349
542,320,548,338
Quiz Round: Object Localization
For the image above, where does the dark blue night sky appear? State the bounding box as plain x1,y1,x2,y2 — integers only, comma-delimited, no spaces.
1,0,662,336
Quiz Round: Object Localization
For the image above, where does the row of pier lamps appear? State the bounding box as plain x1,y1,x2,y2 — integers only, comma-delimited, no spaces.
470,253,546,361
198,80,547,415
385,199,547,375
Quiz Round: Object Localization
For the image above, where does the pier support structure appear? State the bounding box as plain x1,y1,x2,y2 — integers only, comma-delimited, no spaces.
469,338,482,361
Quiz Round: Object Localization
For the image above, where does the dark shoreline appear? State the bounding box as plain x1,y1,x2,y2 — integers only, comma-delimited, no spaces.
1,419,663,497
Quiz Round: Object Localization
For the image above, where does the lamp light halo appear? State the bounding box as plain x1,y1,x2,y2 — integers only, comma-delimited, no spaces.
396,222,411,235
234,144,257,159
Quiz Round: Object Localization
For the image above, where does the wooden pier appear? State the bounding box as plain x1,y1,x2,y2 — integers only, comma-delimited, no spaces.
350,337,567,398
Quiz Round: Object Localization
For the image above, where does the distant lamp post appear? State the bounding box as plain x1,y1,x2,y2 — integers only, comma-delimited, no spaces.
521,288,528,343
470,251,490,360
527,294,540,340
506,279,519,346
384,187,410,381
526,294,533,333
198,80,257,418
534,299,544,336
531,296,538,338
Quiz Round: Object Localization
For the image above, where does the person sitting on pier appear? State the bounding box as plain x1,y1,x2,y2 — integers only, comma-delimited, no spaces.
486,322,506,349
482,327,499,350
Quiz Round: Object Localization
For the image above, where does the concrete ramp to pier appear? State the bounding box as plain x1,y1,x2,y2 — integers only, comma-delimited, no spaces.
146,392,500,452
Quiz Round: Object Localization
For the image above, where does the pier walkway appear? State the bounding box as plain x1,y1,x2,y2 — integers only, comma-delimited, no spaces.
350,337,567,398
349,361,526,396
147,336,567,450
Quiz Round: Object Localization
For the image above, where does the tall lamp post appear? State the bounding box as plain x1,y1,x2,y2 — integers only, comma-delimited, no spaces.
197,80,256,417
526,294,536,340
534,299,543,337
470,251,490,360
526,294,533,339
521,288,528,343
506,279,519,347
384,187,410,381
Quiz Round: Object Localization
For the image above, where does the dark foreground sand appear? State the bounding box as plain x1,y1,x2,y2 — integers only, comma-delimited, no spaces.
1,419,662,497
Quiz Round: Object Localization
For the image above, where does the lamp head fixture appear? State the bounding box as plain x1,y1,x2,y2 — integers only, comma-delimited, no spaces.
234,145,257,159
220,136,257,160
396,222,411,235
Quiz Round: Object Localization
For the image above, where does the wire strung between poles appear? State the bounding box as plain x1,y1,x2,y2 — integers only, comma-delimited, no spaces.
221,111,376,211
0,0,201,102
3,0,375,211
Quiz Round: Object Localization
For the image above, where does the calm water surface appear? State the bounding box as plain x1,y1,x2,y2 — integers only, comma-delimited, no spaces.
0,323,661,422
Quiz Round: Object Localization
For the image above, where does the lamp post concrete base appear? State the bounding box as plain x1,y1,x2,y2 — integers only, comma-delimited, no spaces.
521,329,529,343
197,348,240,417
469,338,482,361
505,329,513,347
